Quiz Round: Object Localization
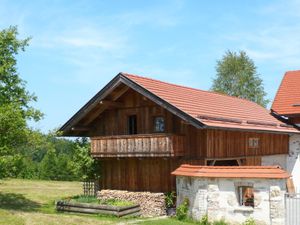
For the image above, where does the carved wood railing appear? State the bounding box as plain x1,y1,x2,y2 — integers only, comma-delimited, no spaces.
91,134,185,157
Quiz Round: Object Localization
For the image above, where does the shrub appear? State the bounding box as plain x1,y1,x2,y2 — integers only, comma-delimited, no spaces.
165,191,176,208
199,214,211,225
242,217,256,225
176,198,189,220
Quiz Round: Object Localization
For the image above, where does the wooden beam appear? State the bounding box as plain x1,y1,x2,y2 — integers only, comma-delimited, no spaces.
71,126,90,131
99,100,124,108
83,86,129,125
111,86,129,101
83,105,108,125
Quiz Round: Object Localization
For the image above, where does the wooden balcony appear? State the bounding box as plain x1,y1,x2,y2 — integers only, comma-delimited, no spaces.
91,134,185,157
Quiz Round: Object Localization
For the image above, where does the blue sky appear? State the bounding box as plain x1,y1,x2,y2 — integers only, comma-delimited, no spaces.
1,0,300,133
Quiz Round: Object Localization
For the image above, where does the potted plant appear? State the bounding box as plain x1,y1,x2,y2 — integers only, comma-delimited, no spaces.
165,191,176,216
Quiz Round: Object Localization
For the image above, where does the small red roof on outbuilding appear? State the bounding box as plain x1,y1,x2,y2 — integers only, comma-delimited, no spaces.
171,164,290,179
272,70,300,116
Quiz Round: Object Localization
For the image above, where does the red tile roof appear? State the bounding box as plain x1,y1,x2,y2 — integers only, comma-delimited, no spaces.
123,73,298,133
272,70,300,116
171,164,290,179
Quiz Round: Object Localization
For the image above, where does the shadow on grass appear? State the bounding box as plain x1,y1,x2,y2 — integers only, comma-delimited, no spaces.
0,192,40,212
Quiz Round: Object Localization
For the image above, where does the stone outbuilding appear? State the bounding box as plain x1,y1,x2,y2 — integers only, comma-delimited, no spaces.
172,165,290,225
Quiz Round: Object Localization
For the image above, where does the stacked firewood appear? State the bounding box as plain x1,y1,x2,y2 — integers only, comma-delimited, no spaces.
98,189,166,217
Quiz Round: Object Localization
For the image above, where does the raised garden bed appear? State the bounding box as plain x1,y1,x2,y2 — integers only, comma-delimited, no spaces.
56,196,141,217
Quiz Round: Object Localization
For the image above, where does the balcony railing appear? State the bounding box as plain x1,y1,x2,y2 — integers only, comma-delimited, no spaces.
91,133,185,157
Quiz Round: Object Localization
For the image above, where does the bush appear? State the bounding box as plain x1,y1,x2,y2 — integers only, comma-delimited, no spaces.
165,191,176,208
199,214,211,225
176,198,189,220
242,217,256,225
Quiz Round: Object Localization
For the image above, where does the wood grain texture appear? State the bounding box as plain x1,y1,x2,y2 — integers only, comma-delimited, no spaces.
206,129,288,158
99,158,205,192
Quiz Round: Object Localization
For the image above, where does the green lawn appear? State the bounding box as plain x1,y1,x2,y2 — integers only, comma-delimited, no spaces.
0,179,193,225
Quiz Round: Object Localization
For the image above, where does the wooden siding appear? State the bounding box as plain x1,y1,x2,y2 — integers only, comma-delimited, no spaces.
89,89,183,136
100,158,205,192
91,134,185,157
206,129,289,158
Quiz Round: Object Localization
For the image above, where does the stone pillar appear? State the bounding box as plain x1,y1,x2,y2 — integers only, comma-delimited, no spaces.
207,183,219,222
269,185,285,225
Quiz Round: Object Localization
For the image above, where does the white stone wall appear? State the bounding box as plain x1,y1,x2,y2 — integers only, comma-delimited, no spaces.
260,134,300,192
287,134,300,192
176,177,286,225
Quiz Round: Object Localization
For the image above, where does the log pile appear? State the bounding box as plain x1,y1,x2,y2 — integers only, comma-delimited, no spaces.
56,201,141,217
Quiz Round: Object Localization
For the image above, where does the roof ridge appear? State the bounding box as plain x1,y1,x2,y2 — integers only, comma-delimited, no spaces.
121,72,265,108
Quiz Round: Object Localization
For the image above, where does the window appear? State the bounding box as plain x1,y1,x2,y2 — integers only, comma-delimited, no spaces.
154,116,165,132
237,186,254,207
249,138,259,148
128,115,137,134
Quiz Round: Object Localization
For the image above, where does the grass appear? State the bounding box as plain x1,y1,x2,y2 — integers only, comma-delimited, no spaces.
69,195,134,207
69,195,100,204
99,199,134,207
0,178,196,225
0,179,122,224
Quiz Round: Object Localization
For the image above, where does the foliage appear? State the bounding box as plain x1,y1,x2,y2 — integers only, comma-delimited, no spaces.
0,26,43,121
211,50,269,107
99,198,134,207
20,133,99,181
69,138,101,181
242,217,256,225
165,191,176,208
199,215,210,225
176,198,189,221
0,104,28,178
0,26,43,179
67,195,134,207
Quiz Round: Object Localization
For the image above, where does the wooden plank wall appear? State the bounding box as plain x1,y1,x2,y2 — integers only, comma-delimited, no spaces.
91,89,181,136
100,158,205,192
206,129,289,158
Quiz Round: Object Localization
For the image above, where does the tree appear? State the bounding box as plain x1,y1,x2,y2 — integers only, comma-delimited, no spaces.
0,26,43,178
211,50,269,107
0,26,43,120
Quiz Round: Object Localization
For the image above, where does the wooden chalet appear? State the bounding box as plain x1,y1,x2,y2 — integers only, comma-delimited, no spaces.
60,72,299,192
272,70,300,128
